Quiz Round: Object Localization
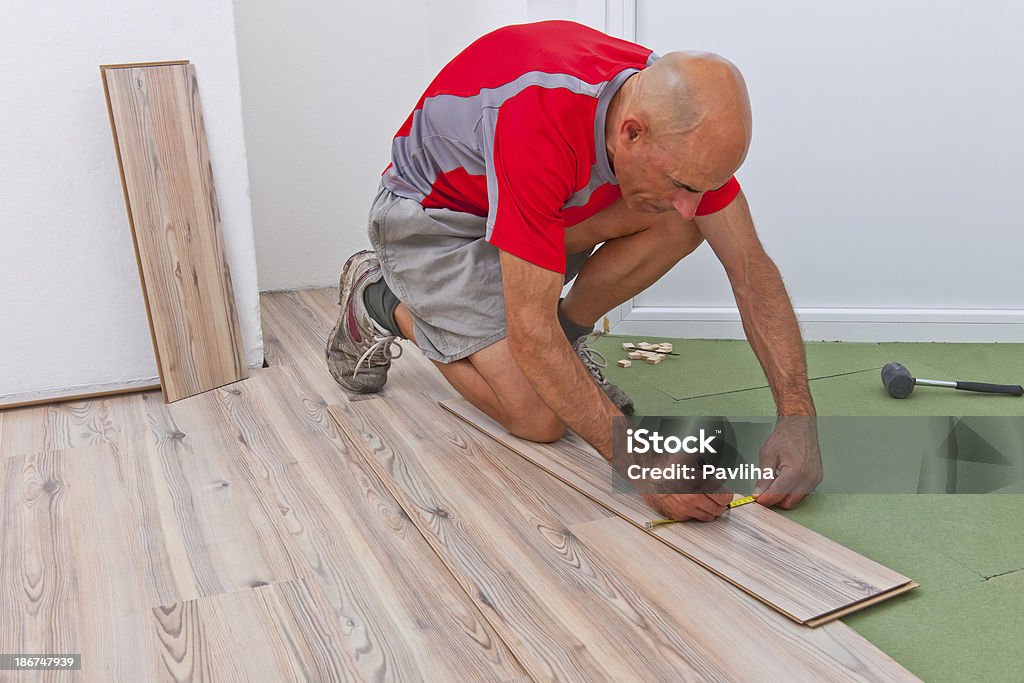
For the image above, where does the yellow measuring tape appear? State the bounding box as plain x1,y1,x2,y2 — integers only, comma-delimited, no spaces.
644,495,757,529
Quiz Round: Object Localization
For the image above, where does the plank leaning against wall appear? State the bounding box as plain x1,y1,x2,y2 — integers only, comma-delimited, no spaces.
101,60,247,402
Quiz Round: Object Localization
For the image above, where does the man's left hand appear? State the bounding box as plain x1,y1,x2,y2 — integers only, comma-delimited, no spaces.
754,417,823,509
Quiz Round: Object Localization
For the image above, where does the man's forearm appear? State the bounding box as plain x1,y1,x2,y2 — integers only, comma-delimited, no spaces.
733,254,816,416
508,324,621,459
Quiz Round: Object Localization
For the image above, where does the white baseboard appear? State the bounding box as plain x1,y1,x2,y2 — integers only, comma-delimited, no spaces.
0,360,265,409
608,304,1024,343
0,377,162,409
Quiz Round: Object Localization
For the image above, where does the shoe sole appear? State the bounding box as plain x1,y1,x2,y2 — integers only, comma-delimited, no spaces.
326,251,384,394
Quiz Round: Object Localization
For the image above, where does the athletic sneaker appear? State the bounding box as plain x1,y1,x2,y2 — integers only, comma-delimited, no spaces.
573,331,636,416
326,250,403,393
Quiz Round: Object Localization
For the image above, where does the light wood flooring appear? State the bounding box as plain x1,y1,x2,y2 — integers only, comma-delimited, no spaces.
102,63,248,402
0,289,919,681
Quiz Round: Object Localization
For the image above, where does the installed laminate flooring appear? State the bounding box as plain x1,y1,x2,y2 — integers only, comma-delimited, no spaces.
150,577,360,682
442,399,916,626
0,290,920,681
197,366,525,680
0,399,121,460
0,374,524,681
102,63,247,402
329,392,919,681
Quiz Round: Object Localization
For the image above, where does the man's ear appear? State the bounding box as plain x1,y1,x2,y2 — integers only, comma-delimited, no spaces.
621,116,646,146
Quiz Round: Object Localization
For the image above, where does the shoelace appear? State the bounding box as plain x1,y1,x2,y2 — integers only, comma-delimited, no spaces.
353,319,403,379
574,332,609,385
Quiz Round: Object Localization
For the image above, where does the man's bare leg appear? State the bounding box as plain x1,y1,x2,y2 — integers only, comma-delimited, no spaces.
562,198,706,328
394,304,566,443
390,198,701,442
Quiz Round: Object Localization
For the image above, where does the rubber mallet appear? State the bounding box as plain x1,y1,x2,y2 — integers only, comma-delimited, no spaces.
881,362,1024,399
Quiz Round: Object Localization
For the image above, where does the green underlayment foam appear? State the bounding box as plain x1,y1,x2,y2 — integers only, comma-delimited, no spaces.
595,336,1024,681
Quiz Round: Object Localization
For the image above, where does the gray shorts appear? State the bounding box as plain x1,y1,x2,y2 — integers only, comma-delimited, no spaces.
367,183,592,363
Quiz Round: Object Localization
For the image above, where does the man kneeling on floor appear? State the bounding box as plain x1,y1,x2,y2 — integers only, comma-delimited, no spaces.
327,21,822,522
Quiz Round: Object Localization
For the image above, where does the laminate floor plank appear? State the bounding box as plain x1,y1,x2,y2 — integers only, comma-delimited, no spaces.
261,289,460,407
189,366,526,681
333,391,903,681
259,291,335,367
259,291,353,403
0,404,50,459
139,390,308,599
1,448,82,683
1,444,169,681
330,400,660,681
441,398,915,625
296,287,459,404
292,285,340,324
103,63,247,402
0,399,121,460
150,577,361,683
568,517,920,682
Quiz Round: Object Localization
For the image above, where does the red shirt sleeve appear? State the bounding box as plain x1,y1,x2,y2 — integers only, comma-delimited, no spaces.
695,176,741,215
486,87,596,274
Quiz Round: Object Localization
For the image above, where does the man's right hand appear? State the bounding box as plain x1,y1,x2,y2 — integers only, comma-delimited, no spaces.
643,490,734,522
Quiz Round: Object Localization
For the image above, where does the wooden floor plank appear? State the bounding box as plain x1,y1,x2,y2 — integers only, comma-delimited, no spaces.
0,404,50,459
329,391,917,681
1,445,167,681
568,517,920,682
259,291,334,369
0,290,922,680
139,390,308,598
192,366,527,681
260,288,460,407
103,63,247,402
65,442,169,681
0,449,81,679
441,398,915,625
0,399,121,460
259,291,352,403
150,578,361,683
330,399,671,681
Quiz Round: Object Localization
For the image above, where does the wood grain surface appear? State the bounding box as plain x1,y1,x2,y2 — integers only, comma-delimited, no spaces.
259,287,460,407
259,290,350,403
569,517,920,682
329,392,919,681
441,398,916,625
0,291,920,680
188,366,526,681
331,397,703,681
102,63,247,402
1,445,165,681
1,448,83,682
150,578,360,682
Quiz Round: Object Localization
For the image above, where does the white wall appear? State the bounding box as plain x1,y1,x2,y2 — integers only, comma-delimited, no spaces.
233,0,635,291
234,0,536,291
0,0,263,404
619,0,1024,342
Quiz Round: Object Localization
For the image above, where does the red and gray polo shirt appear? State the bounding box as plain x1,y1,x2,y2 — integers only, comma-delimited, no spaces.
382,20,741,274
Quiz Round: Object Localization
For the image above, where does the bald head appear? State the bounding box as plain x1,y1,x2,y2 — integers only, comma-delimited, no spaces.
605,51,752,215
631,51,751,159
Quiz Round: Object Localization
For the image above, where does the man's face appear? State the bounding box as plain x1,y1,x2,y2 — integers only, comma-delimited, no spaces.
614,130,737,219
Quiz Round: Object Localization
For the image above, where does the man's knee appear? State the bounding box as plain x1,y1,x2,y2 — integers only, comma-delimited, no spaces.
650,211,706,255
504,411,566,443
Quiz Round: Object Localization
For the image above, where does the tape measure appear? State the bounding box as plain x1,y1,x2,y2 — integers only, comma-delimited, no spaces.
644,495,757,529
727,495,757,509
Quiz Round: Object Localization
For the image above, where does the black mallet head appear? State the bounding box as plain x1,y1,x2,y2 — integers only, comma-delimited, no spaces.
882,362,916,398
